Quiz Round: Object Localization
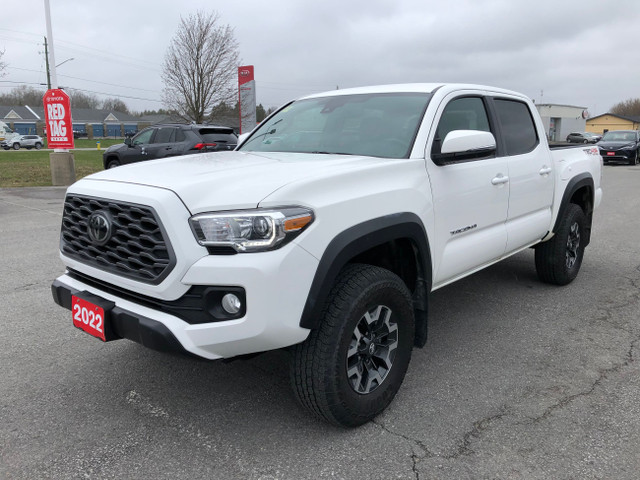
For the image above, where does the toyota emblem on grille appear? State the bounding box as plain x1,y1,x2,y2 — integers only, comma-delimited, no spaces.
87,211,112,245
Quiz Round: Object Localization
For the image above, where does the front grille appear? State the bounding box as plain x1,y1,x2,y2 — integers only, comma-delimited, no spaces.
61,195,175,284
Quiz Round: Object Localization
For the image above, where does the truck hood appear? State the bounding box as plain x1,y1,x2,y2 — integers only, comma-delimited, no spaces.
82,151,394,213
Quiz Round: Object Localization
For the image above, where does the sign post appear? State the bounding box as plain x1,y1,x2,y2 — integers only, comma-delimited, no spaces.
44,0,75,186
238,66,256,134
43,88,75,185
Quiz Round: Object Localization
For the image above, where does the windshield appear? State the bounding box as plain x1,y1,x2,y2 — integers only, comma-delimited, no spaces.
601,131,636,142
239,92,431,158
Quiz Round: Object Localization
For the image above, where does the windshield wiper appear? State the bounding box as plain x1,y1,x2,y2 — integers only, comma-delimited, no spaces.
309,151,351,155
241,119,282,148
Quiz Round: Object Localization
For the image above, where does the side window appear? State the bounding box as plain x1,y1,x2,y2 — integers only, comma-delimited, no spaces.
493,99,538,156
432,97,491,155
132,128,154,146
174,128,185,143
152,127,175,144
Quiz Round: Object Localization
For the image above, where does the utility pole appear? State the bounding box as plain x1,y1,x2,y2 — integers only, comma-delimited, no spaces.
43,36,51,90
44,0,75,186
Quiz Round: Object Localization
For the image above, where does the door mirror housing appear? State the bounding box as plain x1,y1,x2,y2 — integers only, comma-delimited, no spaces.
433,130,496,165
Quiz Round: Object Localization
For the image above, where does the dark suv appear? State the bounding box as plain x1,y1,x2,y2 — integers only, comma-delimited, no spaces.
102,124,237,169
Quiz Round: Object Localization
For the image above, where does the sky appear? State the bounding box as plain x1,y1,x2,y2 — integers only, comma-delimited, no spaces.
1,0,639,116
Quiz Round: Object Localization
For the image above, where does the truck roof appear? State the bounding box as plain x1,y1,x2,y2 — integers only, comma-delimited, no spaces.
301,83,529,101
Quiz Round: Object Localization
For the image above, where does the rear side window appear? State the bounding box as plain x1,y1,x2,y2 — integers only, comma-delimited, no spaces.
152,127,176,144
493,99,538,156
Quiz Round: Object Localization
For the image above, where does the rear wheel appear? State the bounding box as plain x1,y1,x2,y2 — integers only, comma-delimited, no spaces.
291,264,415,427
535,204,586,285
35,143,42,150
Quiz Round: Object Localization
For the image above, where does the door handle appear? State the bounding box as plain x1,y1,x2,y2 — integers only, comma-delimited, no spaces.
491,175,509,185
539,166,552,175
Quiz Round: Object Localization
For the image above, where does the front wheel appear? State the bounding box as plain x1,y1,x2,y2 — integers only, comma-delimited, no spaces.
291,264,415,427
106,159,120,169
535,204,587,285
12,143,20,150
630,151,639,166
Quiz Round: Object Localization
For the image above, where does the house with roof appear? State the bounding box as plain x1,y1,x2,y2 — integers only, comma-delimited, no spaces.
585,113,640,135
0,105,156,138
0,104,240,138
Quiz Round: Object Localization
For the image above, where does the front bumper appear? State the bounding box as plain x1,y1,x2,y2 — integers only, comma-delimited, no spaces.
600,149,635,161
52,240,319,360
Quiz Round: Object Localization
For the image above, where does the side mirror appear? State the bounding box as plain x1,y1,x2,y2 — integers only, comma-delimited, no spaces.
433,130,496,165
124,137,132,147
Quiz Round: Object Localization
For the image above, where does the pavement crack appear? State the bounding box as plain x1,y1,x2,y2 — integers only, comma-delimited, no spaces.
372,419,435,479
443,406,509,459
529,335,640,424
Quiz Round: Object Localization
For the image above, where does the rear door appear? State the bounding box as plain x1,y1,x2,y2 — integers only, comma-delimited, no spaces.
144,126,178,159
490,97,554,253
426,93,509,287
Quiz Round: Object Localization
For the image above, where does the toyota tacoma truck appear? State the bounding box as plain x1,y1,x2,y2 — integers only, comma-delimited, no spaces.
52,83,603,427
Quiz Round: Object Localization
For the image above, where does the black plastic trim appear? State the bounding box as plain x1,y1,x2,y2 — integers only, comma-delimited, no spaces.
52,279,189,355
299,213,432,330
64,269,246,324
553,173,594,246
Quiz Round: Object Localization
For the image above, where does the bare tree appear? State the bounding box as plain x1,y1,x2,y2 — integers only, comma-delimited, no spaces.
610,98,640,117
0,85,45,106
162,11,240,123
0,49,7,77
101,97,130,114
68,90,101,109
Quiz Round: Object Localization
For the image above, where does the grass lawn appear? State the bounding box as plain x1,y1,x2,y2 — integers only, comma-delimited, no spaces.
0,138,128,187
0,149,105,187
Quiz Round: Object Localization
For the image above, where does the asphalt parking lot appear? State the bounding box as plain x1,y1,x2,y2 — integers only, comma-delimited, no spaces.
1,165,639,479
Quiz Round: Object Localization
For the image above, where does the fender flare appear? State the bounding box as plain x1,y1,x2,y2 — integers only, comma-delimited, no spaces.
299,212,432,331
553,173,594,246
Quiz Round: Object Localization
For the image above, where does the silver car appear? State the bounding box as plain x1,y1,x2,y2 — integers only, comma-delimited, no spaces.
2,134,44,150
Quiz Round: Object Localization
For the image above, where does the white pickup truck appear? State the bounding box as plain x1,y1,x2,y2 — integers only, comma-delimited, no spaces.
52,83,602,427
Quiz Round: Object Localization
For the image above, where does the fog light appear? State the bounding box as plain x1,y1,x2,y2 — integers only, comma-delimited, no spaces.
221,293,242,315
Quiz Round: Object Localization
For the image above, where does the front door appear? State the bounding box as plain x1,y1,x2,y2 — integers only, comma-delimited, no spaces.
426,94,509,287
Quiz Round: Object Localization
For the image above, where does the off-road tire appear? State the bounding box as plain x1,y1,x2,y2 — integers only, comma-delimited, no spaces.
291,264,415,427
535,203,587,285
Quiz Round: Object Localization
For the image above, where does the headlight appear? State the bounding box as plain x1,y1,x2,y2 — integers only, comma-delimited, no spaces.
189,207,314,252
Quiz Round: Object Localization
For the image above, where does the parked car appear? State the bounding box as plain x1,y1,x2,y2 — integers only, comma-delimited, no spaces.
102,124,238,169
1,134,44,150
566,132,601,144
597,130,640,165
73,130,88,139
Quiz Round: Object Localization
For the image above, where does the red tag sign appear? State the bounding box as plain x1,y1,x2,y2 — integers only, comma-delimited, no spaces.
43,89,74,149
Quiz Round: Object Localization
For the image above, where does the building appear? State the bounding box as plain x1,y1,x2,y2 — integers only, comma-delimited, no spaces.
585,113,640,135
535,104,590,142
0,105,239,137
0,105,142,137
